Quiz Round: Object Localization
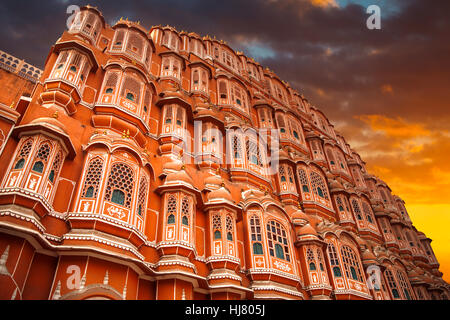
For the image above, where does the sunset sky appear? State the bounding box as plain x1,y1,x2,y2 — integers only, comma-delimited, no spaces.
1,0,449,281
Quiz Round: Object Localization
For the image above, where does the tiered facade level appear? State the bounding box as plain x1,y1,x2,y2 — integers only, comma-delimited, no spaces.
0,6,448,300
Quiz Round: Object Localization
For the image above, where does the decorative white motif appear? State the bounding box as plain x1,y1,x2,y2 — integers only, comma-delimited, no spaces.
215,243,221,254
273,260,291,272
183,230,188,241
167,228,174,239
355,283,362,290
8,176,17,187
45,186,51,198
82,202,91,212
255,258,264,267
28,178,37,189
107,205,126,219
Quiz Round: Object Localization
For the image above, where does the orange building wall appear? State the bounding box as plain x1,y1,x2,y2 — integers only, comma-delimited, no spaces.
0,5,448,301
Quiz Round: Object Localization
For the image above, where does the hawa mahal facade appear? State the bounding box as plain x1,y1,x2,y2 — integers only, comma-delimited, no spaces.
0,6,448,300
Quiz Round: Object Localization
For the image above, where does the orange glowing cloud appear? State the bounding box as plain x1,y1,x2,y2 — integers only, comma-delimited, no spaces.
310,0,338,7
338,114,450,282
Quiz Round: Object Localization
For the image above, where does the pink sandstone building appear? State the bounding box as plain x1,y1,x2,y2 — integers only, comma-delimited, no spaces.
0,6,448,300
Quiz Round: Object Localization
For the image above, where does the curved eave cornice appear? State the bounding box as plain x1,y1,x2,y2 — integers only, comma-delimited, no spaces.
187,61,213,79
158,50,187,70
202,200,243,218
155,182,203,204
53,40,99,72
193,112,225,131
112,22,157,52
12,122,76,159
81,5,106,27
102,61,153,84
155,94,193,117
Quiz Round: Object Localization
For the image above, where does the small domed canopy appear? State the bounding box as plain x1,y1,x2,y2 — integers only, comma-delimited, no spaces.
298,223,318,236
286,205,309,226
204,174,223,189
165,168,194,187
361,248,377,262
207,186,233,203
12,117,76,159
162,157,183,173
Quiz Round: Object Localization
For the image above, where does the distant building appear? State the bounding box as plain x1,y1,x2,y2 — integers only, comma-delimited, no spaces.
0,5,448,300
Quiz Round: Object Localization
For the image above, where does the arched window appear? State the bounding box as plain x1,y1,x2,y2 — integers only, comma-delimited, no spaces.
336,196,345,212
307,248,316,270
253,243,263,255
226,215,234,241
341,245,363,282
126,31,144,57
14,159,25,170
82,158,104,198
231,84,247,111
212,214,222,239
266,220,290,262
161,56,181,79
351,199,363,221
120,75,141,106
397,270,413,300
246,139,262,166
298,168,310,193
287,167,294,184
362,201,375,224
112,29,126,50
327,243,342,277
385,269,400,299
276,114,286,133
310,171,329,200
181,197,190,226
164,105,173,124
326,148,336,166
137,175,148,217
102,71,120,97
49,151,63,183
232,135,241,159
167,194,177,224
104,163,135,208
250,215,263,254
31,142,51,174
317,249,325,271
279,165,286,182
111,190,125,205
13,138,34,170
218,80,228,101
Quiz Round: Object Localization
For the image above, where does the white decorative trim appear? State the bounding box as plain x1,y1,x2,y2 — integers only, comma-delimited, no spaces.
247,268,302,283
0,210,46,233
207,273,241,282
252,285,304,298
205,255,240,264
63,233,144,260
155,259,197,272
0,188,53,213
304,284,333,291
67,212,148,243
333,289,373,300
156,240,197,253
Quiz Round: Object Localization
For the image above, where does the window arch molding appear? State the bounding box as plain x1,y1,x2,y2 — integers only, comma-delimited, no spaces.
2,135,67,204
74,148,149,233
98,66,154,122
49,49,92,91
